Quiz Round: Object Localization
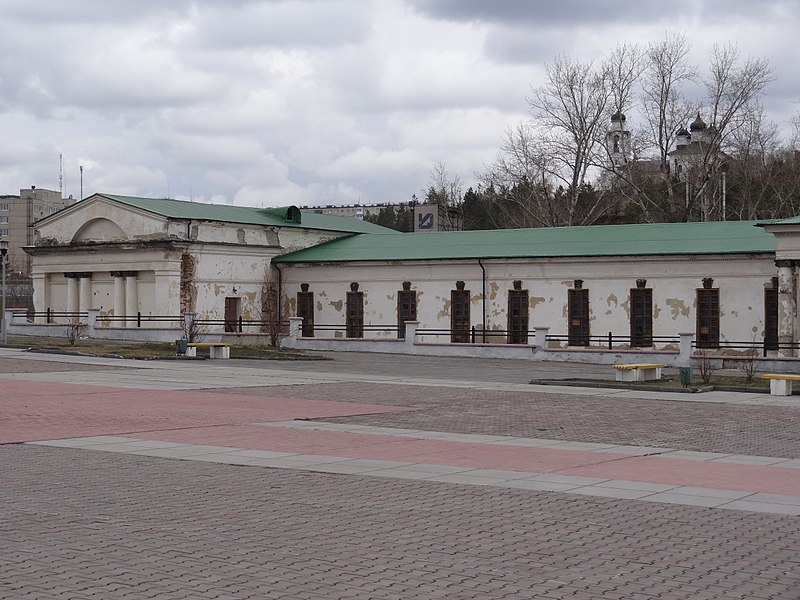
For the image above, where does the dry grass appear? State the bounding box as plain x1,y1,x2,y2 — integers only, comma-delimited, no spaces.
7,336,324,361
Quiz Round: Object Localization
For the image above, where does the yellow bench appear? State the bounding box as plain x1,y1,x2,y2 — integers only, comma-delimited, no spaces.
612,363,665,382
762,373,800,396
186,342,232,359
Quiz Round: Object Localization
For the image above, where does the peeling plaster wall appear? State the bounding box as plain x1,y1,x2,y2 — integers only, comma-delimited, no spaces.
280,255,774,344
188,245,280,321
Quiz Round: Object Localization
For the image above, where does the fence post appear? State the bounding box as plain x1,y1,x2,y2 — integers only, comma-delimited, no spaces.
86,309,99,338
679,332,695,365
608,331,613,349
404,321,419,347
533,327,549,349
137,311,141,328
285,317,303,348
46,307,51,323
238,316,243,333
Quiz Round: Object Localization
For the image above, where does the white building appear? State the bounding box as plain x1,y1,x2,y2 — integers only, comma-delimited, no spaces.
26,193,388,328
23,192,800,356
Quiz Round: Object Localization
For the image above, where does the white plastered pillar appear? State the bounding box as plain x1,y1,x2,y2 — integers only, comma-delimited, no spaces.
32,273,48,323
125,272,139,325
776,260,796,357
66,274,79,314
112,272,126,326
78,272,92,314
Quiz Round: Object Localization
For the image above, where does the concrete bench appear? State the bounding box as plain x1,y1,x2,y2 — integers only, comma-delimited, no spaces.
762,373,800,396
185,342,232,359
612,363,665,382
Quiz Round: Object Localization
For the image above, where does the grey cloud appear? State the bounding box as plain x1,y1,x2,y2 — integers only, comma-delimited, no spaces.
404,0,694,26
405,0,797,28
185,1,372,51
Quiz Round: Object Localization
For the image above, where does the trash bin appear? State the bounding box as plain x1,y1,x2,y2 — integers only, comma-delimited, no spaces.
176,339,188,355
679,367,692,387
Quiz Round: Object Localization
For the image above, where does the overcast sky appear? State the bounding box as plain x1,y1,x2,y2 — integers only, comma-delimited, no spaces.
1,0,798,207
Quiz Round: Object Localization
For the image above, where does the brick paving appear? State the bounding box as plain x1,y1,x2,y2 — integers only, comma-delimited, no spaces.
224,382,800,458
2,445,799,600
1,349,799,598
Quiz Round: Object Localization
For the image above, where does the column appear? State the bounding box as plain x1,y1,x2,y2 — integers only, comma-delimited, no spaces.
111,272,126,326
78,272,92,314
65,274,79,314
776,260,795,357
124,271,138,326
32,273,48,323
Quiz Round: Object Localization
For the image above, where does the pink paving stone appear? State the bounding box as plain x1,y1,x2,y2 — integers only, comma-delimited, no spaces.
136,425,800,497
0,379,407,444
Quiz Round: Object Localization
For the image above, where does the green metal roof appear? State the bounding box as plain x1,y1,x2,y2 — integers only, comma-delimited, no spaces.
274,220,775,263
91,194,392,234
757,216,800,226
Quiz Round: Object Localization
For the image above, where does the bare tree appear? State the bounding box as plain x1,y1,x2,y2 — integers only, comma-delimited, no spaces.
687,44,774,220
527,55,614,225
725,104,783,219
259,268,288,347
480,123,558,228
425,161,464,230
65,315,87,346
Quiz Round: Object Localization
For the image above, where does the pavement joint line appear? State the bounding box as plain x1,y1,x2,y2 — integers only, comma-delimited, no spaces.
256,420,800,469
25,437,799,515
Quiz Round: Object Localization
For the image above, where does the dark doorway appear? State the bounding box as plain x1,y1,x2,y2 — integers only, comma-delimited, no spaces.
346,291,364,338
508,289,529,344
568,288,590,346
630,288,653,347
297,291,315,337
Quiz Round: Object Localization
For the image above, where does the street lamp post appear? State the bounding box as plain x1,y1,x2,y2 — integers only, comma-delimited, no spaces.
0,239,7,345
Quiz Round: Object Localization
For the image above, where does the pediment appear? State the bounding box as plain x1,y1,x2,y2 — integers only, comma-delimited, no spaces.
72,217,128,242
34,194,169,245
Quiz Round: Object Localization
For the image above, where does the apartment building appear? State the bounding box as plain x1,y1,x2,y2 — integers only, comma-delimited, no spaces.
1,187,76,274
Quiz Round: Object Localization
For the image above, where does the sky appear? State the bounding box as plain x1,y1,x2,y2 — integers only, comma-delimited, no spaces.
0,0,798,208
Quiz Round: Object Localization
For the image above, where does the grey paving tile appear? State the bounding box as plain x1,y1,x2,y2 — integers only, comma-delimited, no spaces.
590,479,677,493
709,454,791,466
672,486,755,500
661,450,732,461
470,469,536,480
743,492,800,506
641,492,730,508
529,474,610,486
567,486,655,500
225,449,299,459
495,479,584,492
182,454,259,465
720,501,800,516
425,473,512,486
392,464,475,475
591,445,674,456
365,469,439,480
291,462,385,475
547,441,621,451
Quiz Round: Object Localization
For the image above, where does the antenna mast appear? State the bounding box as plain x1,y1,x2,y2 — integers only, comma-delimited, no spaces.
80,165,84,200
59,153,63,197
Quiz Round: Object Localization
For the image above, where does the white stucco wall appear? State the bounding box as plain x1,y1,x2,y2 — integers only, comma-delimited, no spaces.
279,253,775,346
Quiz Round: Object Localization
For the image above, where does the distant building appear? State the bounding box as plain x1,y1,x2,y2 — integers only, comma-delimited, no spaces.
1,187,76,274
299,204,396,220
413,203,463,232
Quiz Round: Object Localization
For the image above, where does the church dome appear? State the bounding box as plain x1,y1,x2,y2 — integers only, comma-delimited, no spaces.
690,113,707,131
610,111,626,122
676,127,690,137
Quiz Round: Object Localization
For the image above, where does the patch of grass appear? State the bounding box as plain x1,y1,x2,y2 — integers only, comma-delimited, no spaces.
646,375,768,390
9,336,325,361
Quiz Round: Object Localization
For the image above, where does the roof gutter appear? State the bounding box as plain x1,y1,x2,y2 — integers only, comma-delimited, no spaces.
478,258,487,343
